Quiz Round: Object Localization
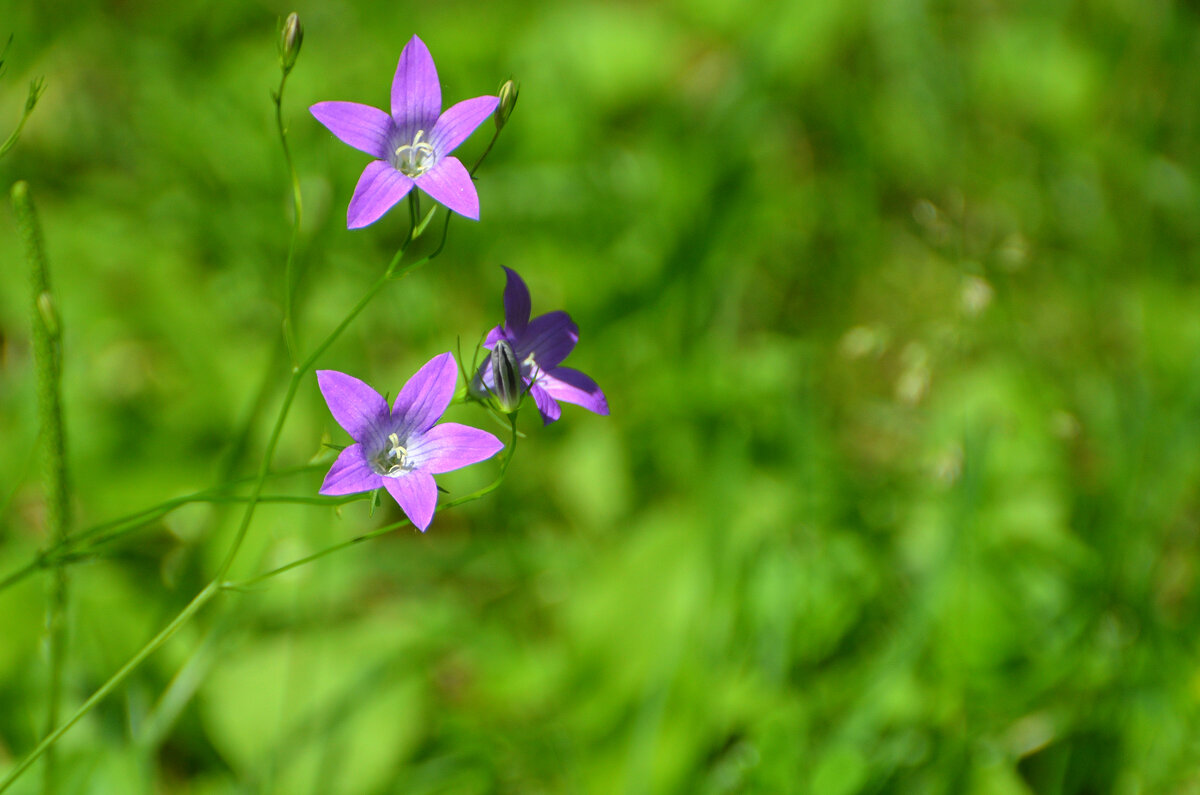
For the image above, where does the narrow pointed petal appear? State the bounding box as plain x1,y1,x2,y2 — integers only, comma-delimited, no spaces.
409,423,503,474
391,35,441,131
383,470,438,532
320,444,383,496
347,160,414,229
310,101,393,158
501,267,531,336
430,95,499,156
317,370,389,442
541,366,609,416
530,383,562,425
484,325,509,348
393,352,458,434
519,311,578,370
414,156,479,220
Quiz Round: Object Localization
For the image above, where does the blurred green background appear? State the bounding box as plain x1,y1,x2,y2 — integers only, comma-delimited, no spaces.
2,0,1200,792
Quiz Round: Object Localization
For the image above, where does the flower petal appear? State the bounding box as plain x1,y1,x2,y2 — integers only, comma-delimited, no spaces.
501,267,531,337
484,324,509,348
383,470,438,532
347,160,414,229
540,366,609,416
392,352,458,434
518,311,578,370
430,95,499,156
408,422,503,474
414,156,479,220
309,101,393,159
390,35,441,133
319,444,383,496
317,370,390,443
530,384,562,425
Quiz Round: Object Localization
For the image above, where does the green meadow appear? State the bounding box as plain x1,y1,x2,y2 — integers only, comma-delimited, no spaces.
2,1,1199,792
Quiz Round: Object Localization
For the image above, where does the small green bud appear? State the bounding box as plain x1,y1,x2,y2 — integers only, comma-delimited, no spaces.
26,76,46,114
279,12,303,74
495,79,519,131
489,340,524,413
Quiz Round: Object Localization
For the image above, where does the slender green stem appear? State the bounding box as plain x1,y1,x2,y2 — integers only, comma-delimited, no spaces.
470,127,502,175
224,414,519,590
274,69,304,365
13,182,70,795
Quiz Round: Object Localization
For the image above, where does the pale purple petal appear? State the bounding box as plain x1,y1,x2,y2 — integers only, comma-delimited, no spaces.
501,267,531,336
484,325,509,348
383,470,438,532
540,366,609,416
317,370,389,442
408,422,503,474
429,95,499,156
319,444,383,496
518,311,578,370
309,101,393,159
392,352,458,434
530,384,562,425
414,156,479,220
390,35,441,133
347,160,414,229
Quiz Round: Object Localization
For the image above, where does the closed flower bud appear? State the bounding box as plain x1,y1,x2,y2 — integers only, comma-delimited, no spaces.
279,13,303,74
495,79,519,131
489,340,524,413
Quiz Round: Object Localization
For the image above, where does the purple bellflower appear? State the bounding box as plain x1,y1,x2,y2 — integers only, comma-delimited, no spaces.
310,36,499,228
472,267,609,425
318,353,503,532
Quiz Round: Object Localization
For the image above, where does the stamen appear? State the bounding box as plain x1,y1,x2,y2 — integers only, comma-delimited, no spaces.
393,129,436,177
373,431,411,476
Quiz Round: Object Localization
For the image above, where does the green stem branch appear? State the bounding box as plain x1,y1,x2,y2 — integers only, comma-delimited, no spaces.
274,69,304,365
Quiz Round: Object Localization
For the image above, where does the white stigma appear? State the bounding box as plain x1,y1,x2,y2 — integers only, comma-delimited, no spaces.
522,352,542,384
373,431,411,476
394,130,435,177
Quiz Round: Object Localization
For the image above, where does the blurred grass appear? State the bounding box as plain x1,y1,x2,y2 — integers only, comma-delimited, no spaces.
2,0,1200,792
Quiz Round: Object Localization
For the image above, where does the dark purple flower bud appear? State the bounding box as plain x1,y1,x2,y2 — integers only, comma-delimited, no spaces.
489,339,523,413
495,79,518,131
279,13,303,74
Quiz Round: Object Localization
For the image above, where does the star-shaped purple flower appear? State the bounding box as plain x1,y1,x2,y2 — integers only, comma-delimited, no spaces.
473,267,609,425
310,36,499,228
318,353,503,532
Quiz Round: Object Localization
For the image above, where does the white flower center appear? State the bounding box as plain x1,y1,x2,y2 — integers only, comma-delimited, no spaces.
393,130,435,177
371,432,412,476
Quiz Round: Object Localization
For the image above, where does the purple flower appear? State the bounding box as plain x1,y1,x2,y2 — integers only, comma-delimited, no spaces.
473,267,609,425
318,353,503,532
310,36,499,228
